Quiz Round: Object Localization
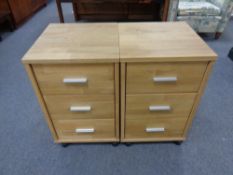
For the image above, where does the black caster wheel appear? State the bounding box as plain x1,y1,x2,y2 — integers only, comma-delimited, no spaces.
228,47,233,61
125,143,132,147
174,141,183,145
112,142,120,147
61,143,70,147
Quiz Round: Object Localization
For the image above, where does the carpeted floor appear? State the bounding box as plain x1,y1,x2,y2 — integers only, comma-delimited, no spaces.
0,1,233,175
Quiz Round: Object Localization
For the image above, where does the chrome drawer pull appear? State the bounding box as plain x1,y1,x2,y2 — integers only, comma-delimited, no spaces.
153,76,177,83
75,128,95,133
149,105,171,111
70,106,91,112
63,78,87,84
145,127,165,133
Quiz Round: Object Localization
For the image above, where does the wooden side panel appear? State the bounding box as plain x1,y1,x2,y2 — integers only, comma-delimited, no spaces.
114,63,120,140
8,0,30,24
7,0,47,26
24,64,58,141
30,0,47,12
0,0,10,11
183,61,215,137
120,63,126,140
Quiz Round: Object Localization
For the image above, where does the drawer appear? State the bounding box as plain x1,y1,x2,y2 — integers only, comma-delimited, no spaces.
78,2,127,15
44,95,114,119
125,117,187,139
126,62,207,94
33,64,114,95
53,119,115,140
126,93,196,119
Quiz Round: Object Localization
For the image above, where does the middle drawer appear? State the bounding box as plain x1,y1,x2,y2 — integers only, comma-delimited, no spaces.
44,95,114,119
126,93,196,119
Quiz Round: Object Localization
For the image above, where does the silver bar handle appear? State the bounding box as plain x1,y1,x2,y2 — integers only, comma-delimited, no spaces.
63,77,87,84
70,106,91,112
75,128,95,133
153,76,177,83
149,105,171,111
145,127,165,133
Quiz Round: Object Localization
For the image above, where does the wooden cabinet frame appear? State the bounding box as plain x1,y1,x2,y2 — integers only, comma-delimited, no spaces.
25,63,120,143
120,62,215,142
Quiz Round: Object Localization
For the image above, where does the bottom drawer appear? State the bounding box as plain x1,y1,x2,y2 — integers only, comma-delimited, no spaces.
53,119,115,141
125,117,187,139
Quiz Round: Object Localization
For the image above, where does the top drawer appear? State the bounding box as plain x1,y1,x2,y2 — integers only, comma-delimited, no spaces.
126,62,207,94
33,64,114,95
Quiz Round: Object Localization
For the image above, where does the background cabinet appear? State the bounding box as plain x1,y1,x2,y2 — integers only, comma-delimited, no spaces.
74,0,162,21
0,0,47,27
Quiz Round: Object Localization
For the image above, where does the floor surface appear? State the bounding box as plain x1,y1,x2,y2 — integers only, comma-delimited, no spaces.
0,1,233,175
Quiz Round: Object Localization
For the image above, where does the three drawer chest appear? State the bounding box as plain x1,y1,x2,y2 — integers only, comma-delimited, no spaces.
119,23,217,143
22,22,217,145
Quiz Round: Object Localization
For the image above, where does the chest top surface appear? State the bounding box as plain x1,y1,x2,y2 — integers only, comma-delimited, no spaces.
119,22,217,62
22,23,119,64
22,22,217,64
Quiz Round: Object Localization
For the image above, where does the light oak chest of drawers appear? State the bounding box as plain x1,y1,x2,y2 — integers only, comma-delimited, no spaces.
22,22,217,144
119,23,217,143
22,23,120,143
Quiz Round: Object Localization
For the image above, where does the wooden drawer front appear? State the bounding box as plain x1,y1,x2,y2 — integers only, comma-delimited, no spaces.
125,117,187,139
44,95,114,119
78,2,127,15
127,62,207,94
126,93,196,119
33,64,114,95
54,119,115,140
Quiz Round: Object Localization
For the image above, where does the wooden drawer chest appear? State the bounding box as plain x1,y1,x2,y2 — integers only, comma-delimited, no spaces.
22,22,217,144
22,23,120,143
119,22,217,143
0,0,47,27
74,0,161,21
